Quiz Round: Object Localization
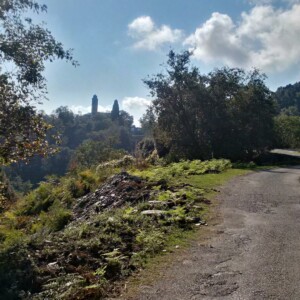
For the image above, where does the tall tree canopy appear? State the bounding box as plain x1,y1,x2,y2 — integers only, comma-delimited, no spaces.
0,0,76,164
275,81,300,115
111,99,120,121
144,51,276,161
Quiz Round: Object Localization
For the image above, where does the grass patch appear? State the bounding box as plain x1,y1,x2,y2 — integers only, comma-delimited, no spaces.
185,168,250,198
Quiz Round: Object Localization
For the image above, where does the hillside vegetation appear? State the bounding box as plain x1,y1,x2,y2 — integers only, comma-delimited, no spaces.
274,82,300,149
275,81,300,115
4,105,136,192
0,157,248,299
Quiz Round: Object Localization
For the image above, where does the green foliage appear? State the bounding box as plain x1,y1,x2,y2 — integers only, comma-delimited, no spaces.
132,159,232,182
17,166,106,218
39,204,71,232
233,161,257,169
5,106,135,190
136,138,156,158
0,222,35,299
145,51,276,161
70,140,128,169
0,243,35,299
158,190,174,201
0,169,17,212
275,81,300,115
111,99,120,121
274,115,300,149
0,227,27,251
136,229,165,255
140,107,156,137
20,182,58,215
0,0,77,164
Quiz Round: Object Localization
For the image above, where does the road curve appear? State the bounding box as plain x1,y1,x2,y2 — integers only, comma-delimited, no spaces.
126,166,300,300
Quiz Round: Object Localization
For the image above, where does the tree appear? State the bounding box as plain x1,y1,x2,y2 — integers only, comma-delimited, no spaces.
69,140,126,169
0,0,77,164
275,82,300,115
274,115,300,149
140,107,156,137
206,67,276,160
145,51,276,161
111,99,120,121
0,169,16,211
119,110,133,128
144,50,212,159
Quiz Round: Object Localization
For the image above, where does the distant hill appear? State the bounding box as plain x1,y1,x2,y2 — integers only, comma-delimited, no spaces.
275,82,300,115
4,106,140,191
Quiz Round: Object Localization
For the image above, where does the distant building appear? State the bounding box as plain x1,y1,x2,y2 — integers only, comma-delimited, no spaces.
91,95,98,115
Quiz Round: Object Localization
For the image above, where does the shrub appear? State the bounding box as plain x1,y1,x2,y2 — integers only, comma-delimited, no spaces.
136,138,155,158
39,204,72,232
96,155,135,172
136,229,165,256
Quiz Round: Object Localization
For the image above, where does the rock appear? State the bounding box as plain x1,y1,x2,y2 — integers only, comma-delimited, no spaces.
47,262,59,270
73,172,154,219
148,200,169,208
141,210,167,216
148,200,165,205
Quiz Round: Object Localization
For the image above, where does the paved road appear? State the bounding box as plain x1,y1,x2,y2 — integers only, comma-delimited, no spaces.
126,166,300,300
271,149,300,158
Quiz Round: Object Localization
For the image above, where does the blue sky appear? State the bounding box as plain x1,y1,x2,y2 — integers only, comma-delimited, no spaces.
33,0,300,125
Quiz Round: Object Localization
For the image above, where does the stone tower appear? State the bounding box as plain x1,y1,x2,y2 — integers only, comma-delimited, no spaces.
91,94,98,115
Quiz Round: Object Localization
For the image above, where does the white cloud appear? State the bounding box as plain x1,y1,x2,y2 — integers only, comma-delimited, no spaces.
122,96,151,110
122,96,152,126
128,16,182,50
128,16,154,34
184,4,300,72
184,12,249,66
249,0,300,5
248,0,273,4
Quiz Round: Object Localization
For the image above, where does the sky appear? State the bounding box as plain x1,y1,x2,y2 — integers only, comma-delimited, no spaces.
31,0,300,125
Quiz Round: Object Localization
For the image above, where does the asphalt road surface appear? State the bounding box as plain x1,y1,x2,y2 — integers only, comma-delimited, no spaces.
126,166,300,300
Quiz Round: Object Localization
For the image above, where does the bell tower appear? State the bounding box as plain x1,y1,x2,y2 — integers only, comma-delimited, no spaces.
91,94,98,115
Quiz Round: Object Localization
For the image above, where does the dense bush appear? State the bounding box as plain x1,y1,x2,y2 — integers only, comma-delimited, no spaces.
136,138,156,158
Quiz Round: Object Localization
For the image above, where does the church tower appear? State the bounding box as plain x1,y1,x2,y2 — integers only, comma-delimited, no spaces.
91,94,98,115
